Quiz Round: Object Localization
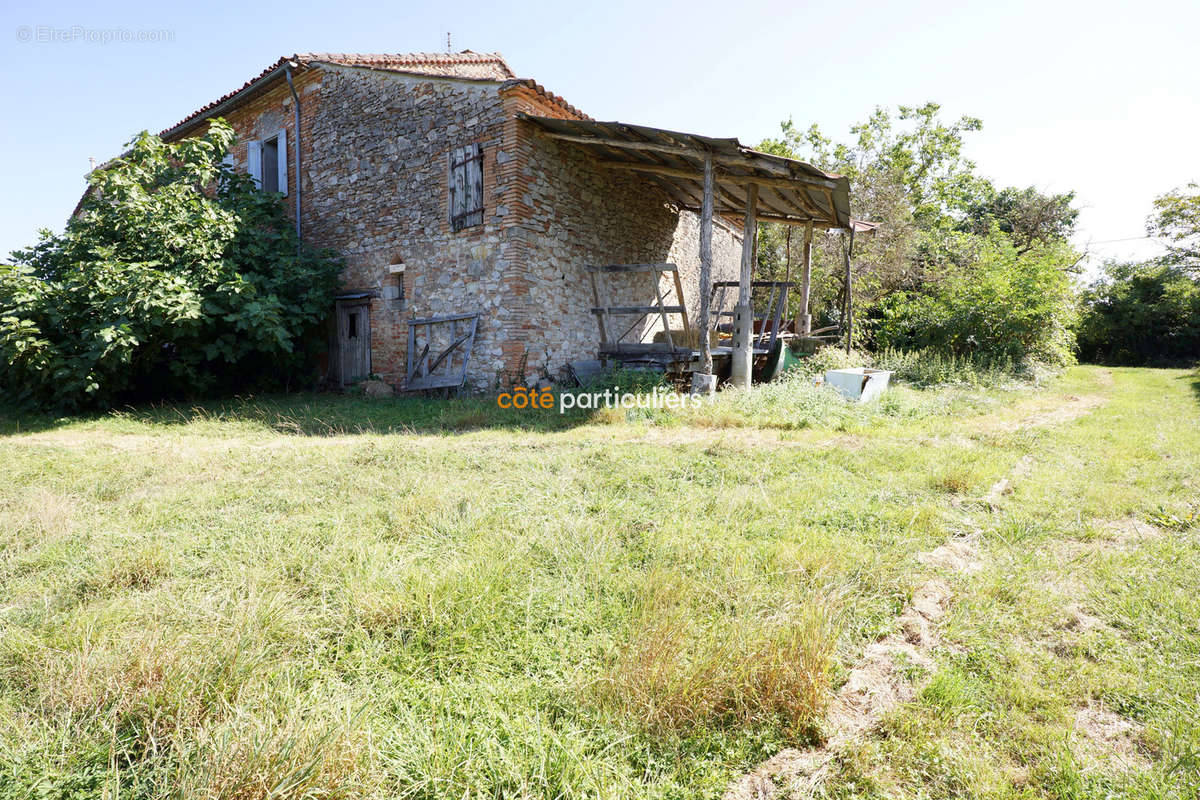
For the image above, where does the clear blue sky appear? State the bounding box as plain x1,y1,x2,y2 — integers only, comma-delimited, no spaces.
3,0,1197,271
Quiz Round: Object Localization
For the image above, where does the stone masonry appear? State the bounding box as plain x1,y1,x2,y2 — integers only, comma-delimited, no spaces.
180,54,742,391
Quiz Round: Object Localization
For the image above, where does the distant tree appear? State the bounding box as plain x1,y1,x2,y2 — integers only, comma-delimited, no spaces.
756,103,1080,369
0,119,342,410
1148,183,1200,273
758,104,983,324
872,234,1080,367
961,185,1079,254
1077,261,1200,365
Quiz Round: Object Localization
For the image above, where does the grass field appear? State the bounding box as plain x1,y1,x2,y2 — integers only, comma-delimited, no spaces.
1,366,1197,799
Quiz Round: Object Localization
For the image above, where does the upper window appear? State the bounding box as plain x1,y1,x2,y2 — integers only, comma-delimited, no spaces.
248,129,287,195
449,143,483,231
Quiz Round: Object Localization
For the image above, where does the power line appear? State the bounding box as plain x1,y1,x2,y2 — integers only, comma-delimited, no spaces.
1084,235,1162,245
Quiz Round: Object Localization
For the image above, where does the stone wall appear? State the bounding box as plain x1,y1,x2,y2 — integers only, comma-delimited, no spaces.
302,65,512,386
196,64,743,391
495,85,742,385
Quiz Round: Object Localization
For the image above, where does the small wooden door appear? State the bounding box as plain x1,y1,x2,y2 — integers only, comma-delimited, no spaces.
334,300,371,386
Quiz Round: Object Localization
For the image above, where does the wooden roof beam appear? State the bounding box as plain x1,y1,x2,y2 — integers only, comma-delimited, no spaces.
542,132,839,188
721,182,799,220
595,159,839,197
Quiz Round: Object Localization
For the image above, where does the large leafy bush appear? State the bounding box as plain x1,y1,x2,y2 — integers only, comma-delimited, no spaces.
869,234,1079,367
1077,262,1200,365
755,104,1081,372
1,120,341,410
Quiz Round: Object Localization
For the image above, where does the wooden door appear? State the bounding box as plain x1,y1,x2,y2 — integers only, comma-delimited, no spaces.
334,301,371,386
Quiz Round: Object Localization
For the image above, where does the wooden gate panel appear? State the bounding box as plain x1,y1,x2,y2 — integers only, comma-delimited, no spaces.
405,312,480,392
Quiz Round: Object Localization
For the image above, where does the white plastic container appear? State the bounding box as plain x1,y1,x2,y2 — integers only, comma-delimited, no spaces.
824,368,893,402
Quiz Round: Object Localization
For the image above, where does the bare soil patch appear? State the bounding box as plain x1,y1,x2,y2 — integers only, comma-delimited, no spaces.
974,394,1107,435
1073,702,1150,771
724,538,982,800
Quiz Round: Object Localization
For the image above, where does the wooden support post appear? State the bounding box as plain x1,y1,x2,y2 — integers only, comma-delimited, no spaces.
729,183,758,390
691,156,717,396
844,227,856,354
798,221,813,336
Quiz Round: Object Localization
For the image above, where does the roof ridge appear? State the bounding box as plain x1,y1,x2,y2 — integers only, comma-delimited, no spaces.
295,51,515,78
160,51,520,137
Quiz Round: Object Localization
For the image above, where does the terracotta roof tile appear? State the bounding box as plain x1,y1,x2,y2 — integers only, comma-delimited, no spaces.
161,51,519,137
298,51,515,80
499,79,590,120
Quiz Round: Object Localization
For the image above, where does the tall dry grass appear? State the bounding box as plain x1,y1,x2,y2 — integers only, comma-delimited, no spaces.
597,574,839,738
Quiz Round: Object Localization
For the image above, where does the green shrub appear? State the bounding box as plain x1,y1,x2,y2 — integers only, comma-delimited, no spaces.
0,119,342,410
869,234,1079,368
791,344,873,378
789,345,1034,390
872,348,1027,387
1077,261,1200,365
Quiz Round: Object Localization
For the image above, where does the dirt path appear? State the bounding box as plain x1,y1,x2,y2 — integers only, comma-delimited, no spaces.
723,457,1048,798
723,532,982,800
971,393,1106,434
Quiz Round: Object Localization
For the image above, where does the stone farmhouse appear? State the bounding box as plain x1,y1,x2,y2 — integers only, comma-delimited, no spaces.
156,51,854,392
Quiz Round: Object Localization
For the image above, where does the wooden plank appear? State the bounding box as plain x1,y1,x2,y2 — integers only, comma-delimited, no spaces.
651,271,675,350
822,186,838,222
729,183,758,389
750,213,831,227
596,159,839,193
407,311,482,325
530,127,839,187
460,316,478,386
698,155,714,375
586,263,677,273
420,321,431,379
600,343,692,356
403,313,479,392
672,270,692,343
799,222,813,336
845,227,856,354
406,318,417,384
588,271,609,344
738,184,759,305
591,305,685,315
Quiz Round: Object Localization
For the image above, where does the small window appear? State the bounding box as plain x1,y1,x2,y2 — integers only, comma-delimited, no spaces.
261,137,279,193
449,143,483,231
248,129,287,195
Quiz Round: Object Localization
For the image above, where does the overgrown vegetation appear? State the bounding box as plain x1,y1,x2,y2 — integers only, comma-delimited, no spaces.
1078,185,1200,366
0,119,342,410
757,103,1081,371
2,366,1197,798
1078,261,1200,365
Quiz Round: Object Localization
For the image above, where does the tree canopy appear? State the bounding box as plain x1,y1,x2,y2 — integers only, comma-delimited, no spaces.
0,119,342,410
756,103,1081,367
1148,183,1200,273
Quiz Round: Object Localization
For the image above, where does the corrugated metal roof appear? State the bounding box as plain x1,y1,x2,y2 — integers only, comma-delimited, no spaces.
517,115,852,229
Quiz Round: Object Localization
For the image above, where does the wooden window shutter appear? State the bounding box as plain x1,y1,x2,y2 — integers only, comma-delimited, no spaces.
467,143,482,216
247,140,263,188
448,143,483,231
449,145,465,223
275,128,288,196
